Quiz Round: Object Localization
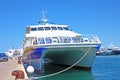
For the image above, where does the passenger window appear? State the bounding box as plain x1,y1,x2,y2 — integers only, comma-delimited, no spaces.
57,27,63,30
51,27,57,30
45,27,51,30
60,37,71,43
45,37,52,44
31,28,37,31
63,27,69,30
38,38,45,44
71,37,78,43
67,37,71,43
38,27,44,31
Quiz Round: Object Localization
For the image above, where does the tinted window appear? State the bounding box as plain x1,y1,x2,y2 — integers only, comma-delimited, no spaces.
45,27,51,30
60,37,71,43
45,37,52,44
57,27,63,30
51,27,57,30
38,27,44,31
67,37,71,43
31,28,37,31
38,38,45,44
71,37,78,43
63,27,69,30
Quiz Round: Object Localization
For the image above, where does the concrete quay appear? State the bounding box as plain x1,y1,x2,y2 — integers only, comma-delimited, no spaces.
0,59,28,80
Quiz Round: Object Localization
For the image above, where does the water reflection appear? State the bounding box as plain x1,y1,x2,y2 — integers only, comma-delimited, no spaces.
30,63,94,80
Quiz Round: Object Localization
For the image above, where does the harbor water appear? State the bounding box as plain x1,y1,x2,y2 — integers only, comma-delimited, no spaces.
29,55,120,80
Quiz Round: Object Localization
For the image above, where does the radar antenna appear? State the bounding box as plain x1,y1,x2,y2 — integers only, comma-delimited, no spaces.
41,10,48,22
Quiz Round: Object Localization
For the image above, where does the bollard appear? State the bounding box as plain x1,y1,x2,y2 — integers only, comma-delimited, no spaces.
12,70,25,79
18,60,21,64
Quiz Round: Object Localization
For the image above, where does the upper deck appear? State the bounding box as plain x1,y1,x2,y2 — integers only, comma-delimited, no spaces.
22,22,101,48
25,23,81,38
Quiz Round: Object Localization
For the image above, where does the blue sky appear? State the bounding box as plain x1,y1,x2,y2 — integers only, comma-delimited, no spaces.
0,0,120,52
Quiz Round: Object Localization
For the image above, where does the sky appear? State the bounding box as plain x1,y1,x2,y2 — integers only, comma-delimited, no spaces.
0,0,120,52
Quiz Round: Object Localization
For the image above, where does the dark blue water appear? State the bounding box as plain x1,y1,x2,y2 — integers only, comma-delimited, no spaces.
29,55,120,80
92,55,120,80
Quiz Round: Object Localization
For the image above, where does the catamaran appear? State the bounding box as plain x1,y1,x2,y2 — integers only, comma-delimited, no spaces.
22,12,101,72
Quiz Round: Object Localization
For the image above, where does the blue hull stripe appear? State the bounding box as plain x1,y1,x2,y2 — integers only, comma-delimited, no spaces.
27,48,46,60
95,46,100,50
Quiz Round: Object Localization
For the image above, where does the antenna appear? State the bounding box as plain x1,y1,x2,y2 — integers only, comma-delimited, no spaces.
41,10,48,22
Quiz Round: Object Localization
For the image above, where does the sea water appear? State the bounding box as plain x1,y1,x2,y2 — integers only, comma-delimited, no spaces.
92,55,120,80
30,55,120,80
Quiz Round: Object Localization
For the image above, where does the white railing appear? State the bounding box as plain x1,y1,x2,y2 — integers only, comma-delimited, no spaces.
80,34,101,43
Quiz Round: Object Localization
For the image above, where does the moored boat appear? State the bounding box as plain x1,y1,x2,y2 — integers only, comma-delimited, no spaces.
97,44,120,56
5,46,23,59
22,12,101,72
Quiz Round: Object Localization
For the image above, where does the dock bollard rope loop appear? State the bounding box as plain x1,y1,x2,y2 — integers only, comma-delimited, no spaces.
22,46,92,80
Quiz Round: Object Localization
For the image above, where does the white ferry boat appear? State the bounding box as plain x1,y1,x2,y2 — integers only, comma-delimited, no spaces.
5,46,23,59
22,12,101,71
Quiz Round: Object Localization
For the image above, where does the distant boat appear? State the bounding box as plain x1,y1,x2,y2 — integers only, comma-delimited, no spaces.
5,46,23,58
96,47,111,55
22,11,101,71
107,44,120,55
97,44,120,55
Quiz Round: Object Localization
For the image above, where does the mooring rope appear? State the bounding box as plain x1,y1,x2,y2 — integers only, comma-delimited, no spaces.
22,45,92,80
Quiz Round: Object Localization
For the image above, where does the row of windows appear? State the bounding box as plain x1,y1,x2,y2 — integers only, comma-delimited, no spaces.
31,26,70,31
38,37,78,44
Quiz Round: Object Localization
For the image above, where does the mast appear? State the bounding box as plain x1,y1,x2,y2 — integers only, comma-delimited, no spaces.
41,10,48,23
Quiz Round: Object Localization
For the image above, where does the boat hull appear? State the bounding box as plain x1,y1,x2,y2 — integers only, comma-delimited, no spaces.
44,47,97,70
23,44,100,71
